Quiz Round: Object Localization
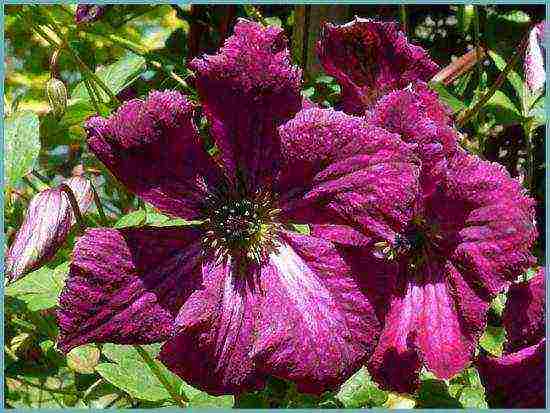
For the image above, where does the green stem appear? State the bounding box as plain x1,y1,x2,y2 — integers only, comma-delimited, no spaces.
36,6,120,104
22,176,40,194
86,30,194,92
59,184,86,233
457,29,529,128
133,345,188,407
84,78,102,114
90,182,108,225
399,5,408,36
523,119,536,194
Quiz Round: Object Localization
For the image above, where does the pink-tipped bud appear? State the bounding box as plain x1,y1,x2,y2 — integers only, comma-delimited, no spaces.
5,177,94,283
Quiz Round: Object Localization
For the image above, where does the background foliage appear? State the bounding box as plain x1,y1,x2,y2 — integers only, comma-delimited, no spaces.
3,4,546,409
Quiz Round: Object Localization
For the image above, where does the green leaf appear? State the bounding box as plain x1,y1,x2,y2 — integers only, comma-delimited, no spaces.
265,16,282,27
448,368,488,409
501,10,531,24
336,367,388,408
429,82,467,113
488,50,524,105
6,262,68,311
113,210,147,228
479,325,505,356
528,94,546,129
292,223,310,235
6,368,77,408
98,344,233,406
4,110,40,188
483,90,523,125
71,53,146,101
66,344,100,374
416,378,461,408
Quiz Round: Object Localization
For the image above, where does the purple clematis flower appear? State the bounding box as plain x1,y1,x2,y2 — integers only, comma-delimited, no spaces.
57,20,423,395
317,18,440,114
477,268,545,408
317,18,538,392
75,4,108,24
524,21,546,93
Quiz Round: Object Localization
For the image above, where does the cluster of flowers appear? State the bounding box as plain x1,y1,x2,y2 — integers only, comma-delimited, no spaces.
6,18,543,407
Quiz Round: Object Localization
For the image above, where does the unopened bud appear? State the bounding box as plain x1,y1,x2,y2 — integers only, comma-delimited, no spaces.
46,77,68,118
5,177,94,284
75,5,108,24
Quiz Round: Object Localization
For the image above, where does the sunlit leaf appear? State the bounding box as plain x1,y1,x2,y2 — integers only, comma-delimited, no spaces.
4,110,40,189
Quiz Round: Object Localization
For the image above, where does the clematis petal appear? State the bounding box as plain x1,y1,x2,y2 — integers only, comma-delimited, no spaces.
5,176,94,283
277,107,421,246
503,267,545,352
524,21,546,93
57,226,203,352
86,90,222,220
477,339,545,408
317,18,439,114
159,258,264,395
253,232,384,394
367,82,458,193
189,19,302,187
445,153,537,296
369,261,479,393
160,232,387,395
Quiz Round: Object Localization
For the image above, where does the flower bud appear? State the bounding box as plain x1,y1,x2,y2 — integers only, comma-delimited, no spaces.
46,77,68,118
5,177,94,284
75,5,107,24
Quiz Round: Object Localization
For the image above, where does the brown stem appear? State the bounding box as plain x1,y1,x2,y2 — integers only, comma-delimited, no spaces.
59,184,86,233
431,47,486,86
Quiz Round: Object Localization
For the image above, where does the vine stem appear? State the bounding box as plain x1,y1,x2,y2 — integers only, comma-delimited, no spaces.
456,26,532,128
85,30,194,92
133,345,188,407
32,6,120,105
59,184,86,233
90,181,108,225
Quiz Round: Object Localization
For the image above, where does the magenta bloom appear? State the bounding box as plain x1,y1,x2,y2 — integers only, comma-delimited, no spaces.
75,4,107,24
317,18,439,114
477,268,545,408
317,18,538,392
57,20,422,395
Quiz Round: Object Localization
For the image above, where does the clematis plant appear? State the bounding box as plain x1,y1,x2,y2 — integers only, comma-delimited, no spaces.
477,268,545,408
317,18,538,392
56,19,423,395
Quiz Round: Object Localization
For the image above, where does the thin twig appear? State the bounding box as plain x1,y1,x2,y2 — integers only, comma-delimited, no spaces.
90,182,108,225
59,184,86,233
456,28,531,128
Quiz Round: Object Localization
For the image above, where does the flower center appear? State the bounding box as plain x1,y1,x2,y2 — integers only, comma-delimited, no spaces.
375,218,442,269
202,189,281,264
